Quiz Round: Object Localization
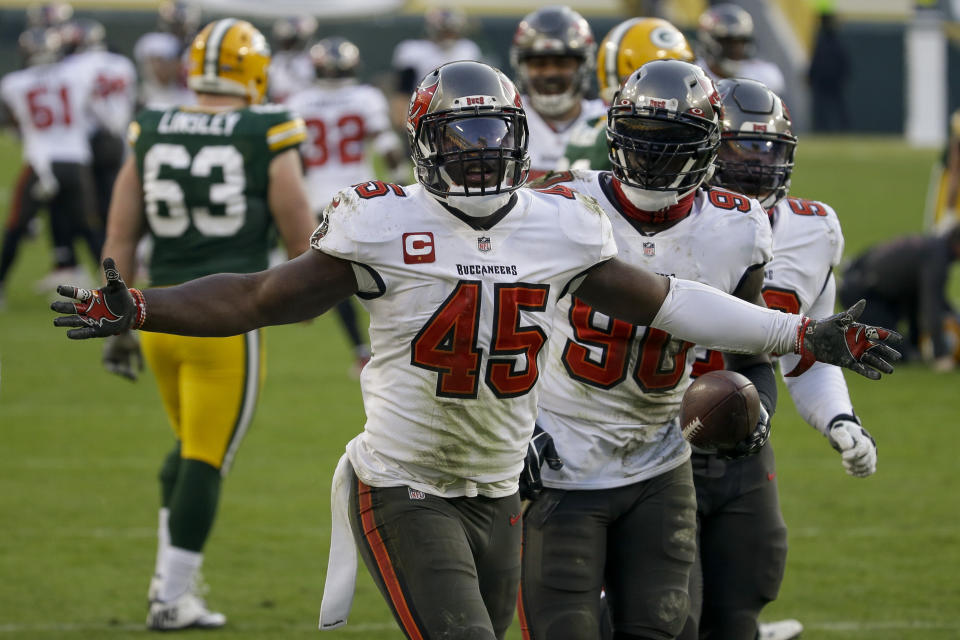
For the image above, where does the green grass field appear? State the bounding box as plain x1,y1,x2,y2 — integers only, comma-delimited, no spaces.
0,134,958,639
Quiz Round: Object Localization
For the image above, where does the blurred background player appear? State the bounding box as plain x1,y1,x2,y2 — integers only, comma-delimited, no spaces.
390,7,481,128
286,36,408,375
267,15,317,104
97,18,316,629
683,78,879,640
0,25,103,307
561,16,694,171
695,3,784,95
133,0,199,109
26,1,73,29
927,108,960,231
510,5,604,177
839,226,960,373
59,18,137,229
521,59,775,640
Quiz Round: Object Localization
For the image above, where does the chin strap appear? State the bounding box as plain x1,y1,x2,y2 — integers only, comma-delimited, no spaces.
610,179,696,224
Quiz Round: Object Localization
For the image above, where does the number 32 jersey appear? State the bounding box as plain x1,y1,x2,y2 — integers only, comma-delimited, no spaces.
311,184,617,498
130,104,307,285
536,171,773,490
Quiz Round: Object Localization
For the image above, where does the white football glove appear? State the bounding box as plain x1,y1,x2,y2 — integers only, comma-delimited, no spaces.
30,169,59,202
827,415,877,478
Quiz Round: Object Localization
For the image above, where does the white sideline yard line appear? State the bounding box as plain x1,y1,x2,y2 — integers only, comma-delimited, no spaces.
0,621,399,633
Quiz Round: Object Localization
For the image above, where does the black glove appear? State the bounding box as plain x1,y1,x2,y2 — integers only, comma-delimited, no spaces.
786,299,902,380
103,331,144,381
719,404,770,460
519,424,564,501
52,258,144,339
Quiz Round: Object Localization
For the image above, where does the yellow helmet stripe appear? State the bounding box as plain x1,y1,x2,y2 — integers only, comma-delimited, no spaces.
204,18,237,80
603,18,639,92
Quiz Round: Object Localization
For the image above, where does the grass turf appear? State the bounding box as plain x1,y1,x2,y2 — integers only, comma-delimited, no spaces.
0,134,957,638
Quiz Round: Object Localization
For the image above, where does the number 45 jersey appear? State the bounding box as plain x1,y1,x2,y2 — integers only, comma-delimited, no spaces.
536,171,773,490
311,183,617,498
130,104,307,285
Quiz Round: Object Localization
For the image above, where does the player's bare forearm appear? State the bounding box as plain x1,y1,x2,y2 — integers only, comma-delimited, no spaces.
141,250,358,336
576,257,670,326
101,156,145,283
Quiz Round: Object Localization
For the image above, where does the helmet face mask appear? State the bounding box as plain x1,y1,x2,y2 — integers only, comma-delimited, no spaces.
607,60,722,194
510,6,596,118
408,61,530,199
712,78,796,209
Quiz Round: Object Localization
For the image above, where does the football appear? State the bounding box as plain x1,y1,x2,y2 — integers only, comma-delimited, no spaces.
679,370,761,450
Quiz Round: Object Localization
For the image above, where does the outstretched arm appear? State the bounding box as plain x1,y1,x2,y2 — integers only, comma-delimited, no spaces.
575,257,901,379
53,250,358,339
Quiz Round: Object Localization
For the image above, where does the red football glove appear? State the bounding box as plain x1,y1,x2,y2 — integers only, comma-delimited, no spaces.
51,258,146,339
786,300,901,380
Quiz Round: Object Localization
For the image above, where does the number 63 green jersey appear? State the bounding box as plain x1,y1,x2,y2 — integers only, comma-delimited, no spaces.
129,104,307,286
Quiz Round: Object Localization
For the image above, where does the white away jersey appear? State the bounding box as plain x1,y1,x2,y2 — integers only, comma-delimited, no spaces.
525,97,606,176
1,60,97,168
697,56,785,95
311,182,616,498
69,50,137,136
537,172,773,489
286,82,394,211
763,196,843,315
392,38,483,88
268,50,314,104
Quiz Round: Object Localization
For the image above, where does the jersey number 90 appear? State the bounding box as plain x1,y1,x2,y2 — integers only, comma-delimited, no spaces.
143,143,246,237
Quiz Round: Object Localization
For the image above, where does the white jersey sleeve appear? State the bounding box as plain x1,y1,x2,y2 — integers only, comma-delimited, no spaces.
766,195,854,433
737,58,786,95
314,184,616,498
79,51,137,136
538,177,776,489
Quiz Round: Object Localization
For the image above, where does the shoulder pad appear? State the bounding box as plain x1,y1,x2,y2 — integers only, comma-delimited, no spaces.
317,182,410,245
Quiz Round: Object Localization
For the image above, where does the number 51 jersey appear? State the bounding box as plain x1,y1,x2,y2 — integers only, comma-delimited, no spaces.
311,183,617,498
130,104,307,285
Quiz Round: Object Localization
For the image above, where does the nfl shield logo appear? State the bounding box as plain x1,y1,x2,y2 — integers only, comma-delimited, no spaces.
643,241,655,257
478,236,492,252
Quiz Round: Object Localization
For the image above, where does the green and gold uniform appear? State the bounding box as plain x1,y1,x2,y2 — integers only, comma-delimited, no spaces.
930,109,960,229
130,104,306,472
560,115,610,172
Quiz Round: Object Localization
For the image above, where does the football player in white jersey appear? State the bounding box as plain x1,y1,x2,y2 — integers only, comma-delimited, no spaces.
267,16,316,104
0,26,102,301
52,61,899,640
510,6,606,178
286,36,408,376
59,18,137,224
133,1,199,110
390,7,482,129
679,79,876,640
695,4,784,95
520,59,776,640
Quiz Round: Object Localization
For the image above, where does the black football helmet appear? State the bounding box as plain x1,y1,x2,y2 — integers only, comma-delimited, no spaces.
697,3,755,78
407,61,530,198
272,16,317,52
425,8,467,43
510,6,596,118
712,78,796,209
26,2,73,28
309,37,360,79
607,59,722,193
59,18,106,54
19,27,61,66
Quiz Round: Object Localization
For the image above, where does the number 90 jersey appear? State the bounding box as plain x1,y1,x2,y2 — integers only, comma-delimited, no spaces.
130,104,307,285
311,183,617,498
536,171,773,490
